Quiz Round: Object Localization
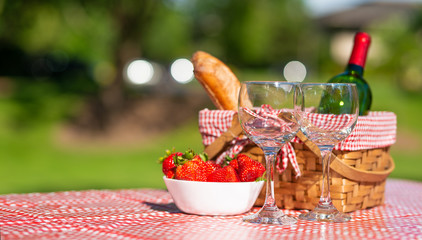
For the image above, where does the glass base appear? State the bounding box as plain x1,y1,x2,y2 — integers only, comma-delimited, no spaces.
243,206,297,225
299,203,351,223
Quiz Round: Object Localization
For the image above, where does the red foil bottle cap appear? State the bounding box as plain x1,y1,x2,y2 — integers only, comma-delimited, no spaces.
348,32,371,67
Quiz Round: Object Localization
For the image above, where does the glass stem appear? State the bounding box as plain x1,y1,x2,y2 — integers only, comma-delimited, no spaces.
319,148,333,206
263,149,278,208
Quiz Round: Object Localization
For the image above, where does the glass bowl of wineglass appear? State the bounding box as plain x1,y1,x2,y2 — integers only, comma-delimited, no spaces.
238,81,300,225
295,83,359,222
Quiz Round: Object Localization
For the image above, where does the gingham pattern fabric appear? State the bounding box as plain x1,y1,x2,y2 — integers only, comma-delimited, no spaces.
302,112,357,132
199,109,396,175
0,179,421,239
241,105,297,134
331,111,397,151
198,109,251,164
199,109,301,176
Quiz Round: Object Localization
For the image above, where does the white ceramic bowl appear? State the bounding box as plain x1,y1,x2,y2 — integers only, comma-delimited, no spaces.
163,176,264,216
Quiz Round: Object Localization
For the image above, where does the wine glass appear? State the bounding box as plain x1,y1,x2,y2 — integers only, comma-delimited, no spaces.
238,81,300,225
295,83,359,222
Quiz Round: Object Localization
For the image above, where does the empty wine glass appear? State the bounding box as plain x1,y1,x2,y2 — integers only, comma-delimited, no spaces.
238,81,300,225
295,83,359,222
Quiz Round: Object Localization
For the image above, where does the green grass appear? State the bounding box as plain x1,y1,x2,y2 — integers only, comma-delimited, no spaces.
368,77,422,182
0,72,421,195
0,119,204,194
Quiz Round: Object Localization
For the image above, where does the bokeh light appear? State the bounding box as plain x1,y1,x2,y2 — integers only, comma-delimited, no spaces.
331,32,354,65
283,61,307,82
170,58,194,84
126,59,154,85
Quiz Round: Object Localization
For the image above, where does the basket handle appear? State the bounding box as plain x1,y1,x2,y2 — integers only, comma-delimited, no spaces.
204,113,243,160
296,131,395,182
330,154,395,182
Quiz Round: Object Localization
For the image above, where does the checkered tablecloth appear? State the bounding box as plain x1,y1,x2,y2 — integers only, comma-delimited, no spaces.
0,179,421,239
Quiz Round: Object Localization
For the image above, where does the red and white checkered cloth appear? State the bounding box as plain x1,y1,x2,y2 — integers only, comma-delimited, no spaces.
329,111,397,151
1,179,422,239
199,109,396,176
302,112,357,132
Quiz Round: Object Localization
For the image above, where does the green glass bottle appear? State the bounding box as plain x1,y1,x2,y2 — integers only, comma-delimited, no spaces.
327,32,372,116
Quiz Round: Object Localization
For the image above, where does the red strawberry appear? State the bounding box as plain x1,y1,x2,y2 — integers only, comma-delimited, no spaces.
207,165,240,182
237,154,265,182
223,155,239,171
189,152,220,179
175,158,208,181
228,158,238,171
174,150,208,181
204,161,221,178
159,150,183,179
236,154,251,166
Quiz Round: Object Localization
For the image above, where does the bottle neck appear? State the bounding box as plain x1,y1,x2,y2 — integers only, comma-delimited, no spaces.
345,64,364,76
348,32,370,69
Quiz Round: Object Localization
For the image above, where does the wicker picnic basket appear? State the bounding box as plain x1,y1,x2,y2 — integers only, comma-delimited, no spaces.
199,109,396,213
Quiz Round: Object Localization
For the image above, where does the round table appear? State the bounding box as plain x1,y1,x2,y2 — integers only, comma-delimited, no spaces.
0,179,421,239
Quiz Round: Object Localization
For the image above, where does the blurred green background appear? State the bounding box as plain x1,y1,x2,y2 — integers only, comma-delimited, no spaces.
0,0,421,194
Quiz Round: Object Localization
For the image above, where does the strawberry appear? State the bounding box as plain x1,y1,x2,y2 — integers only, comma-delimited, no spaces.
159,149,183,179
187,151,220,179
236,154,265,182
224,155,239,171
229,159,239,171
236,154,251,166
204,160,221,178
175,158,208,181
207,165,240,182
174,150,208,181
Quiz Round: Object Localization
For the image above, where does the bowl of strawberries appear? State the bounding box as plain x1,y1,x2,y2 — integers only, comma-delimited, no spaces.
160,149,265,216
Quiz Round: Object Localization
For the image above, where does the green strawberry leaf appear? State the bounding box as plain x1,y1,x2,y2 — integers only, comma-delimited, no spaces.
198,152,208,162
183,149,195,160
222,154,237,167
255,171,266,182
158,148,175,164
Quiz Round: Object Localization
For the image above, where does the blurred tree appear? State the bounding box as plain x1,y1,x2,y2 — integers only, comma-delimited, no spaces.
368,9,422,94
0,0,321,132
0,1,101,127
185,0,317,68
0,0,160,130
90,0,159,130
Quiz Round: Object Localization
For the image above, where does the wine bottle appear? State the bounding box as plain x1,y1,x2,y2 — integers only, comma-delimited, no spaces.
327,32,372,116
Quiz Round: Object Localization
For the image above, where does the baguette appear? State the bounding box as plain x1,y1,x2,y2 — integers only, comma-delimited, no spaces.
191,51,241,111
